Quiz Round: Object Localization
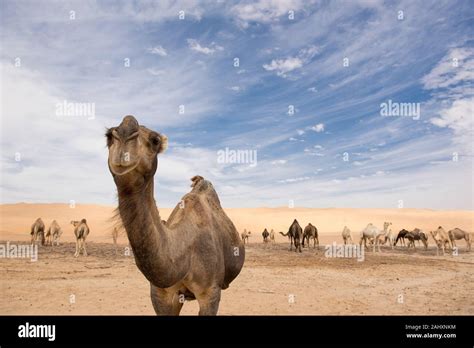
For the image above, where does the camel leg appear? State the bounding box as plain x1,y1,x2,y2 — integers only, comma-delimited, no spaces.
196,286,221,316
74,239,79,257
150,285,184,316
82,240,88,256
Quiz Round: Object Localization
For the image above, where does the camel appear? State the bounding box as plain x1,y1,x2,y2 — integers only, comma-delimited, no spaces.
262,228,270,243
241,229,251,244
106,115,244,316
359,223,386,252
342,226,353,245
382,229,395,249
45,220,62,246
394,229,409,247
378,222,393,249
448,228,471,251
71,219,90,257
30,218,45,245
405,228,428,250
279,219,303,252
302,223,319,249
269,229,275,243
430,226,452,256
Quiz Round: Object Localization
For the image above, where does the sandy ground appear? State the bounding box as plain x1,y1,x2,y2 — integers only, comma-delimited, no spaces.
1,204,473,315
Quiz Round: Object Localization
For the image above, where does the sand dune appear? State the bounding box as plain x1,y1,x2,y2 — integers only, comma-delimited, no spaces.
1,203,472,243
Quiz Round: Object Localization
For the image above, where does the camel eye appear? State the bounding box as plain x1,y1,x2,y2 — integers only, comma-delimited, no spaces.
149,134,160,146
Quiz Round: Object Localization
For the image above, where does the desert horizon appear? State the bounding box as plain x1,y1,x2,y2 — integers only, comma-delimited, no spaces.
1,203,473,243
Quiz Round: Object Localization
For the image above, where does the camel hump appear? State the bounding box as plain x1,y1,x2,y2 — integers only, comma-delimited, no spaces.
190,175,204,187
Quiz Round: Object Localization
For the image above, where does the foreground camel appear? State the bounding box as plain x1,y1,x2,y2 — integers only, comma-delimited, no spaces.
71,219,90,257
45,220,63,246
302,223,319,249
448,228,471,251
241,229,251,244
30,218,45,245
280,219,303,252
342,226,353,244
430,226,452,256
262,228,269,243
106,115,244,316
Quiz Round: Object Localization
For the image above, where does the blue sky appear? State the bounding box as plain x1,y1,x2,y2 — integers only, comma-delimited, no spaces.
1,0,473,209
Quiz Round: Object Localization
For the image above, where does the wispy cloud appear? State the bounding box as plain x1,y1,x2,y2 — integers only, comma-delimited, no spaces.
148,45,168,56
1,0,472,209
187,39,224,55
311,123,324,132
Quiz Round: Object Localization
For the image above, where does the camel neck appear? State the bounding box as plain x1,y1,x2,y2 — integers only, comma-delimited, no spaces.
117,177,170,284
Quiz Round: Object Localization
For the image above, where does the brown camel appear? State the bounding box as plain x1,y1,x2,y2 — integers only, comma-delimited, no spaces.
279,219,303,252
302,223,319,249
106,115,245,316
262,228,270,243
448,228,471,251
45,220,63,246
405,228,428,250
30,218,45,245
71,219,90,257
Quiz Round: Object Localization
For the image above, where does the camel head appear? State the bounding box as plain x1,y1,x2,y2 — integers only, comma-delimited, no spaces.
106,115,168,190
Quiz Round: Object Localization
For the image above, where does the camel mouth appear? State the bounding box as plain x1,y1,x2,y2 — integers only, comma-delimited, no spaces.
108,160,140,176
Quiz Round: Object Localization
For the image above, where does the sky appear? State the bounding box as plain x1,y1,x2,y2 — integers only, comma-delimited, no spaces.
0,0,473,209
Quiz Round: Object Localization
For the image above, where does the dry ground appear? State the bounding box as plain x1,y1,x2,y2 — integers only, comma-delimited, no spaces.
1,239,473,315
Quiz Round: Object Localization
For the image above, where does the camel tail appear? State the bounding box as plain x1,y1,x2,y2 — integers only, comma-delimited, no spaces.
279,231,288,237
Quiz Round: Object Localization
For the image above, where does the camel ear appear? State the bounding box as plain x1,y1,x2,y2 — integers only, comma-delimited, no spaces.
159,134,168,153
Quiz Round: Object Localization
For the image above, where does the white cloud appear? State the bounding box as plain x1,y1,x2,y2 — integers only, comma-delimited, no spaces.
296,129,305,135
311,123,325,132
147,68,165,76
271,159,287,165
229,86,241,92
263,45,319,78
422,47,474,90
429,98,473,151
263,57,303,76
187,39,223,55
231,0,305,27
307,87,317,93
278,176,311,183
148,45,168,56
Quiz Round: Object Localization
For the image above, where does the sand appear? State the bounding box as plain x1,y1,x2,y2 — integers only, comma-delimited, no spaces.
1,203,473,315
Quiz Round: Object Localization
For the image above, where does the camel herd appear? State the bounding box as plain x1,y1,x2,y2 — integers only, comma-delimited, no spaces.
29,217,90,257
241,220,471,255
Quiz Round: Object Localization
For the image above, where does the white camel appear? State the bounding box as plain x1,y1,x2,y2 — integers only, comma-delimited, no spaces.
342,226,353,244
269,229,276,243
360,223,387,252
379,222,393,249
